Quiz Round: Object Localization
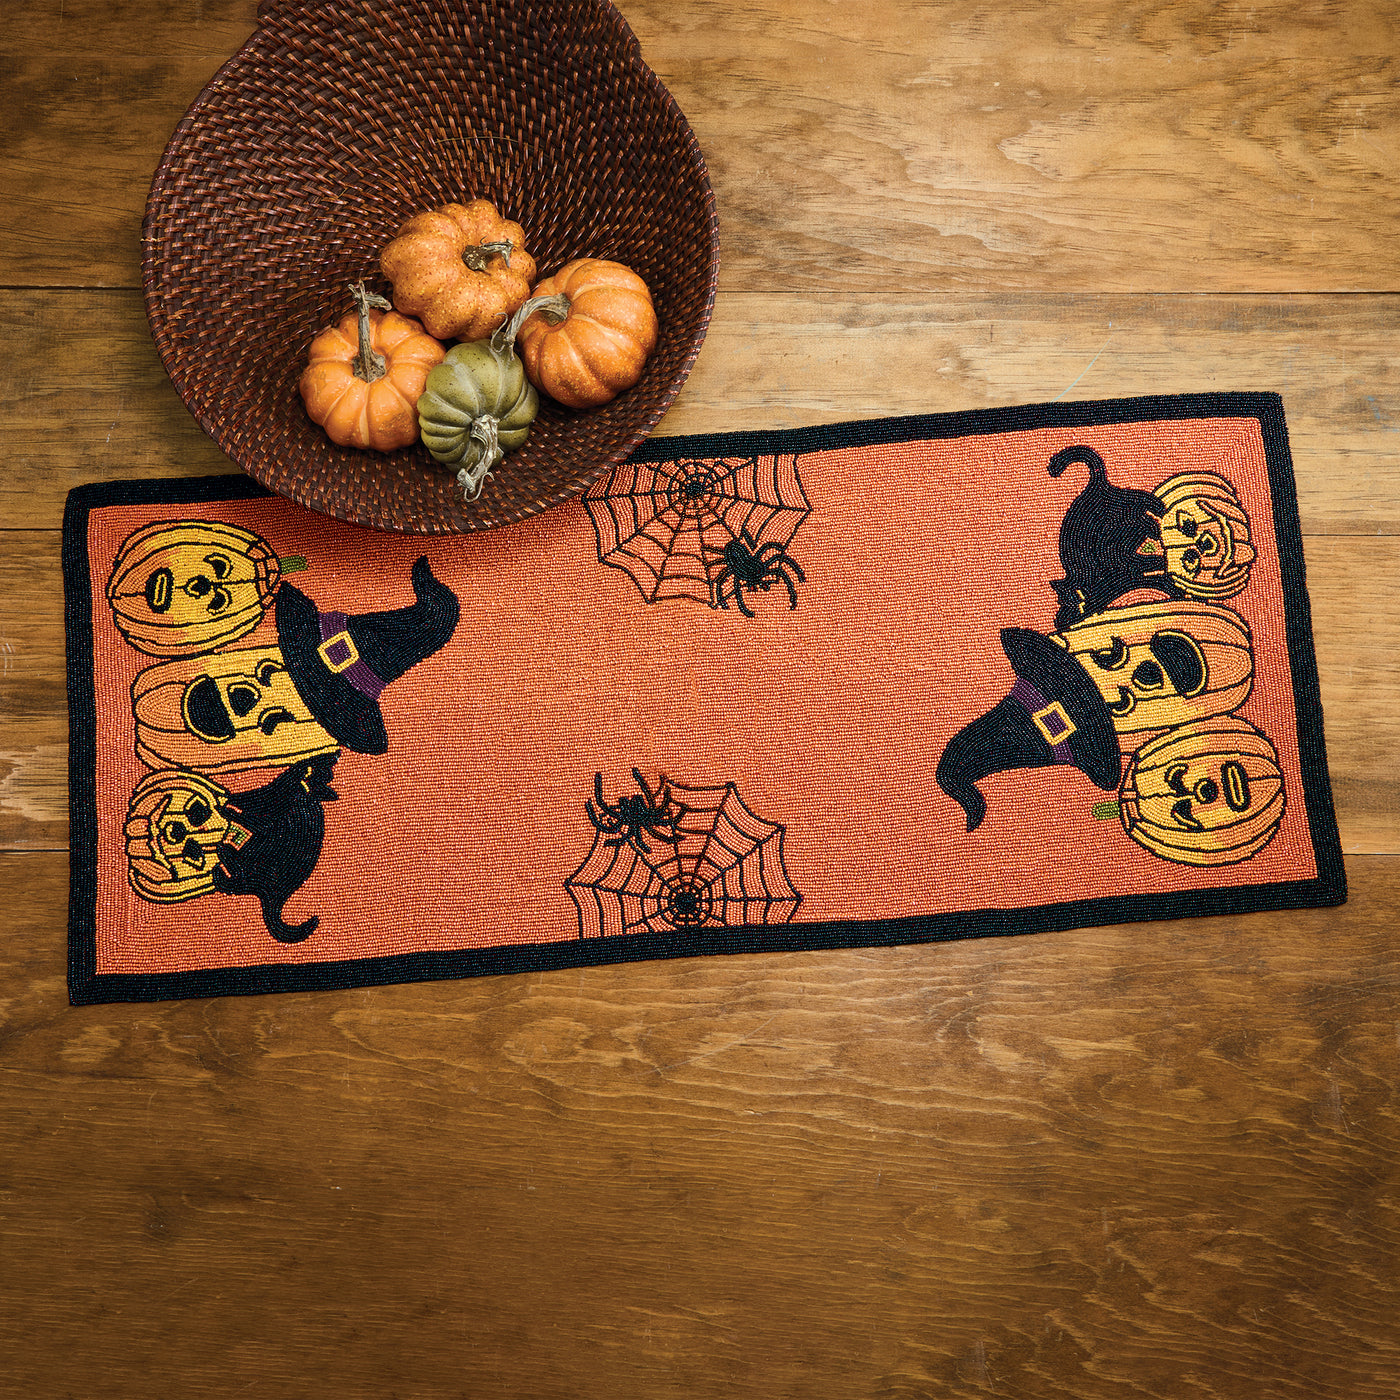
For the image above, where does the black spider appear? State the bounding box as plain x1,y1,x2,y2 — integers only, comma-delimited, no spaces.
586,768,679,853
708,529,806,618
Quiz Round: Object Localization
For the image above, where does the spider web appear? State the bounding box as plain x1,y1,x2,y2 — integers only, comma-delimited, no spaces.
582,455,811,605
565,778,803,939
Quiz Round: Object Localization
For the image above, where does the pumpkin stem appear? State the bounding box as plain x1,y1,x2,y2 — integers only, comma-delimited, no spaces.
457,417,502,501
348,281,391,383
462,240,515,272
280,555,308,573
1091,800,1122,820
493,293,571,357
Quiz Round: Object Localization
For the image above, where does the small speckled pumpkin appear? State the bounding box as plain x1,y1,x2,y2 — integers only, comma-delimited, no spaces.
516,258,658,408
379,200,536,342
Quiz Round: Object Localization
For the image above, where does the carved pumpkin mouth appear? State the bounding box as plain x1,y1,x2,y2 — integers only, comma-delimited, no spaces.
258,707,296,735
184,675,236,741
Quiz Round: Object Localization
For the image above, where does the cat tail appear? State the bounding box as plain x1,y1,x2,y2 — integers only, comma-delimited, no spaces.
1047,445,1107,482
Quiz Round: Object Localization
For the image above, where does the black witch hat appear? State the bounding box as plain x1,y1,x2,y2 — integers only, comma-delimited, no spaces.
212,754,339,943
935,628,1122,832
275,556,460,755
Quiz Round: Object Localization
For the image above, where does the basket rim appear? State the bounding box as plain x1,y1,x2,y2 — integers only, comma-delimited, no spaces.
140,0,721,536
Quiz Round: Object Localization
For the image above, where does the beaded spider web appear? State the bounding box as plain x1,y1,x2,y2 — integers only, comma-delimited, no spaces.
581,454,811,606
565,775,802,939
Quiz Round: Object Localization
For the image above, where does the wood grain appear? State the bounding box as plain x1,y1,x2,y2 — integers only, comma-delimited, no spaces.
3,848,1398,1399
3,1,1397,292
4,0,1398,1395
627,0,1400,294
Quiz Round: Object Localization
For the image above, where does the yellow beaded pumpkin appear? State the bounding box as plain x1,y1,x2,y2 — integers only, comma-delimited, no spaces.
124,769,233,902
1154,472,1256,601
132,645,339,778
106,520,292,658
1051,599,1254,735
1117,716,1286,866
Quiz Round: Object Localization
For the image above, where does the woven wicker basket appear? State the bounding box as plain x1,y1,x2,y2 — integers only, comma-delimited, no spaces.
142,0,719,534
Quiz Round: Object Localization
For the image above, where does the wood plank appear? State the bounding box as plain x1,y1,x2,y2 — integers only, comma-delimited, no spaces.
2,845,1397,1398
4,1,1397,293
3,524,1395,852
2,288,1398,533
7,1,1396,1396
2,9,258,288
628,0,1400,294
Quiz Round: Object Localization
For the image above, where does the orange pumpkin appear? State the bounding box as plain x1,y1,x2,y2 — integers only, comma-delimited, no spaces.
379,200,537,342
299,282,445,451
516,258,659,408
1118,716,1286,866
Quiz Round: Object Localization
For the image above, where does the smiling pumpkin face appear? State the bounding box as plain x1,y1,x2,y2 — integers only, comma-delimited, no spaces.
131,644,338,777
106,520,284,658
1051,600,1255,735
1118,716,1285,865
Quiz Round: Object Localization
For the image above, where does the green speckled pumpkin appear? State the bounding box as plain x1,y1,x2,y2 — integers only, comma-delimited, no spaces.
416,335,538,500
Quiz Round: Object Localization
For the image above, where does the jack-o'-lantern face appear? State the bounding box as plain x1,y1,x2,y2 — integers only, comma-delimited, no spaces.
1118,717,1285,865
1154,473,1256,601
1052,600,1254,734
132,644,339,777
124,769,233,902
106,521,284,657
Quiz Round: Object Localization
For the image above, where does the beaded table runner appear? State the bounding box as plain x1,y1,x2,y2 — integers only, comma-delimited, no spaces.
64,393,1345,1004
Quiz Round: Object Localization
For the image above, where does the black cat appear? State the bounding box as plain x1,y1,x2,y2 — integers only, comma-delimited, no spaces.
212,753,339,943
1047,445,1171,629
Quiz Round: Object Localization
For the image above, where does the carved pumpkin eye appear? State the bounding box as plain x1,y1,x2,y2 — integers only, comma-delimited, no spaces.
144,568,175,613
1221,760,1252,812
1089,636,1130,669
1171,511,1199,538
1131,660,1165,692
255,658,282,686
1196,531,1219,557
186,798,213,827
259,707,296,735
204,553,233,579
227,684,260,718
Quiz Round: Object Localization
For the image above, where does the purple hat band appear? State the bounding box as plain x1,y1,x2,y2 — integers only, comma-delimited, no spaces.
1009,675,1078,765
316,611,386,701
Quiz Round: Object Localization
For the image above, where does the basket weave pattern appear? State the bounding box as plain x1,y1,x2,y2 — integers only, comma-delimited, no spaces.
143,0,719,533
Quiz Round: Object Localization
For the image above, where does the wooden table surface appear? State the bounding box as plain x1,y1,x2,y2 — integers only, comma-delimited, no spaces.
3,2,1397,1396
